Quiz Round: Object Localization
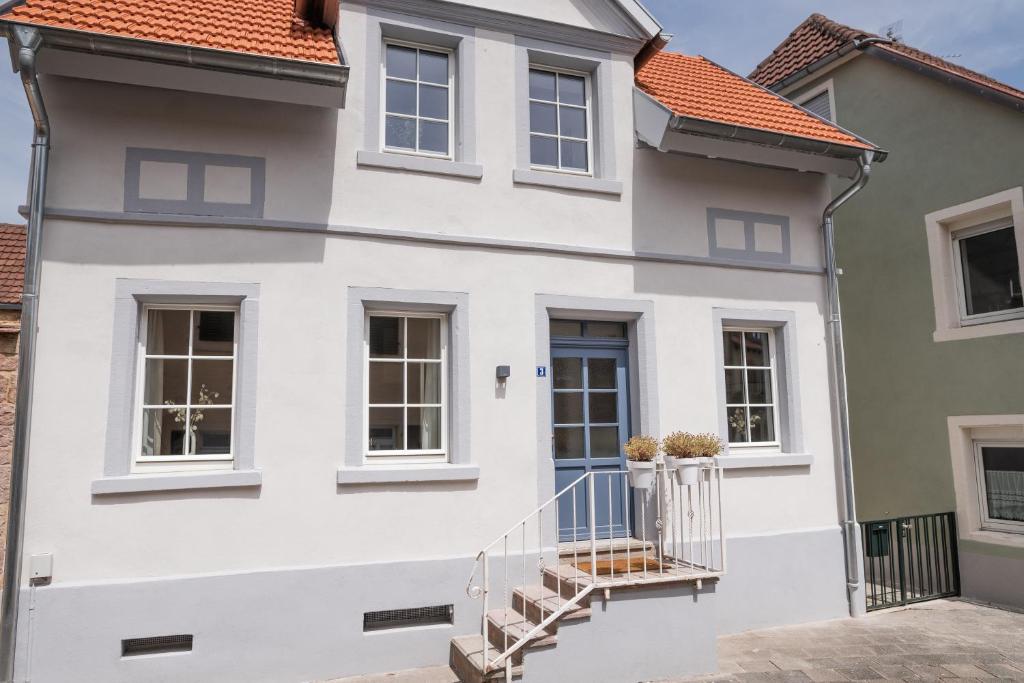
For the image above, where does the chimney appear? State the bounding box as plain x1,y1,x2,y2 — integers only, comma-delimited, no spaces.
295,0,338,29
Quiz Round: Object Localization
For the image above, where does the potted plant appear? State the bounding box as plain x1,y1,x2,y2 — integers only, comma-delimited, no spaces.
662,432,722,485
623,435,658,490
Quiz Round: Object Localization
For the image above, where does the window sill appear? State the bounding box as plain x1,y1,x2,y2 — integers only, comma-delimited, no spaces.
512,168,623,196
934,317,1024,342
91,470,262,495
337,463,480,485
962,528,1024,550
357,151,483,179
715,452,812,469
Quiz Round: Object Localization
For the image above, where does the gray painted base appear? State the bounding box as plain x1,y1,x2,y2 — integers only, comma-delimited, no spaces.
12,528,847,682
960,551,1024,609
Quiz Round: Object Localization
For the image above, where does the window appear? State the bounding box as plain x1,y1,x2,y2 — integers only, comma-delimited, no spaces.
801,90,832,120
528,67,592,174
134,306,238,470
953,220,1023,324
975,443,1024,533
382,41,453,158
722,328,780,448
365,313,447,461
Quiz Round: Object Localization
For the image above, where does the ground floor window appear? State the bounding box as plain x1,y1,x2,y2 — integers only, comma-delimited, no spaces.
975,442,1024,533
722,327,781,448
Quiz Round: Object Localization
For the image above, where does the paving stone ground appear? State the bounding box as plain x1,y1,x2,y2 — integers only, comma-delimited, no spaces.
327,598,1024,682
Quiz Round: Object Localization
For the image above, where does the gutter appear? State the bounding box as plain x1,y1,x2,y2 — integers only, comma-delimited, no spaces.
768,36,892,94
821,151,875,618
0,22,349,88
0,24,48,683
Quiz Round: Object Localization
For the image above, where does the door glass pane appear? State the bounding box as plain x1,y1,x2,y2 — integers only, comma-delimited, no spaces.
585,322,626,338
746,369,773,404
190,360,233,405
141,408,184,456
369,317,404,358
749,406,775,443
588,358,616,389
385,45,417,79
144,359,188,405
745,332,769,367
588,393,617,424
407,317,441,359
368,362,403,404
146,309,190,356
723,331,744,366
190,407,232,455
981,446,1024,522
589,427,619,458
407,362,441,404
728,407,749,443
550,320,582,337
368,407,404,450
959,227,1023,315
554,427,584,459
407,407,441,449
552,357,582,389
553,392,583,425
724,369,745,404
192,311,235,356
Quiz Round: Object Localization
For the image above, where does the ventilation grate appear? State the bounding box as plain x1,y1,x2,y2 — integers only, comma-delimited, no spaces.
121,634,193,657
363,604,454,632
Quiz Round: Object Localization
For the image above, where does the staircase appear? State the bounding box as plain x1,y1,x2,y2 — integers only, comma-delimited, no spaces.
449,465,726,682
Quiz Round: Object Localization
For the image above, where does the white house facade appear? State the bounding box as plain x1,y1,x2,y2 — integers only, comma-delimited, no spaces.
0,1,886,681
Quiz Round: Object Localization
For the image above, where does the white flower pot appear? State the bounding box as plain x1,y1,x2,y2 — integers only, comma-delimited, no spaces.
675,458,704,486
663,455,680,470
626,460,656,490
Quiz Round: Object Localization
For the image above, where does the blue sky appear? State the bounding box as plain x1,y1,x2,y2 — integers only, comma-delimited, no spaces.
0,1,1022,224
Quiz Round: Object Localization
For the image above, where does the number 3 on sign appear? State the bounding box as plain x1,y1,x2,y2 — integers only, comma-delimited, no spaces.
536,366,547,378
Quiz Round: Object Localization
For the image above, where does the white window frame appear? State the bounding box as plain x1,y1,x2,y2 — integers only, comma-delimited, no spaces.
974,440,1024,534
722,326,783,450
527,65,594,176
131,303,240,473
363,311,449,464
951,219,1023,326
380,39,455,160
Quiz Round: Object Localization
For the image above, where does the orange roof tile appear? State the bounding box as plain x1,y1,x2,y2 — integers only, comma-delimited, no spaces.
1,0,339,64
0,225,26,307
636,51,872,150
750,13,1024,104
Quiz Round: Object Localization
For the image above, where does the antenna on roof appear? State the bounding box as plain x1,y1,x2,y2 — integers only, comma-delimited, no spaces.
879,20,903,42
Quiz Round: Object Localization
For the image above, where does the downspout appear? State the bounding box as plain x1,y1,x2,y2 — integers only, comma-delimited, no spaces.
822,151,874,618
1,24,49,683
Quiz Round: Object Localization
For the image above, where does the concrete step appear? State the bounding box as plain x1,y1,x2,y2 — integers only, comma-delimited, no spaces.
449,635,523,683
512,584,591,627
486,608,557,651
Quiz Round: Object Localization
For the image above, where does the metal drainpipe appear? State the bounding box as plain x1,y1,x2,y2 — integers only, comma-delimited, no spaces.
822,151,874,618
1,25,50,683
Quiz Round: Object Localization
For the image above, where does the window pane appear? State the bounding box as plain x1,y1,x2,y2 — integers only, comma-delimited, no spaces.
529,102,557,135
530,135,558,167
385,79,417,116
385,45,417,80
559,106,587,139
728,407,749,443
552,356,582,389
368,362,403,404
960,227,1023,316
747,369,773,405
745,332,769,367
590,427,619,458
369,407,404,450
419,84,448,120
407,362,441,404
749,406,775,443
529,69,556,101
384,115,416,150
419,120,449,154
981,446,1024,522
192,311,235,356
588,393,617,424
587,358,616,389
190,407,232,455
584,322,626,339
558,74,586,106
146,309,190,356
553,392,583,425
144,359,188,405
190,359,233,405
418,49,448,85
554,427,584,459
369,317,404,358
724,369,745,404
723,331,744,366
550,320,582,337
141,408,185,456
407,317,441,359
407,406,441,449
560,140,587,171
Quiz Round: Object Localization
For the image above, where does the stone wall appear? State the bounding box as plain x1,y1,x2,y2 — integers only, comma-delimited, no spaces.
0,308,20,584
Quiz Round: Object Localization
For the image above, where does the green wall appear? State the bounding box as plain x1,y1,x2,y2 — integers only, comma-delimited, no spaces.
791,56,1024,558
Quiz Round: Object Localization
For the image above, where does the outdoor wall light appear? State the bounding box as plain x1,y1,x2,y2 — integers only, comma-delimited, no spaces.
495,365,511,380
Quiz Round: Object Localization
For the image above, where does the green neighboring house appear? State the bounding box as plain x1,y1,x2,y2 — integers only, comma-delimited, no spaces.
752,14,1024,609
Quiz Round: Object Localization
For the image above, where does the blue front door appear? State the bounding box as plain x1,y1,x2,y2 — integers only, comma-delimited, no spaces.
551,345,631,541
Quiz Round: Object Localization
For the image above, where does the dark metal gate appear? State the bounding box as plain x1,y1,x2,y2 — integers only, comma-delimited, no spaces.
860,512,960,611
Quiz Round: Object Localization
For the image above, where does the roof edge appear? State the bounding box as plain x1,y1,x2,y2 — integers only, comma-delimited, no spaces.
0,21,349,87
613,0,662,39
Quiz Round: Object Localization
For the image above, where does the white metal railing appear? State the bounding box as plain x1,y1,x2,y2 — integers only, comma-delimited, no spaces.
465,463,725,676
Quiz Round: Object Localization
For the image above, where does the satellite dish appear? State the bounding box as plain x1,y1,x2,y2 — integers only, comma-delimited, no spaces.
879,19,903,42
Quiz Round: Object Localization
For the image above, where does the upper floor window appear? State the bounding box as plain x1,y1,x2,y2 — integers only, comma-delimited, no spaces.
953,220,1022,324
135,306,238,470
975,442,1024,534
722,328,780,448
383,41,454,158
528,67,592,174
